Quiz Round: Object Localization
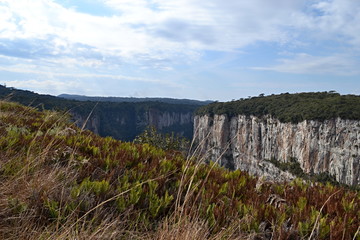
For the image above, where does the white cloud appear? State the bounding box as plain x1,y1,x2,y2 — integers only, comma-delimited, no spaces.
3,79,85,95
252,53,360,76
294,0,360,45
0,0,185,65
103,0,307,49
0,64,174,84
2,0,360,60
1,0,360,91
0,0,311,61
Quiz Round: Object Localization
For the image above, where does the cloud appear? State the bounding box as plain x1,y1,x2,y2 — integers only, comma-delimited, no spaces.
0,0,185,67
1,0,360,100
252,53,360,76
294,0,360,45
3,79,84,95
2,0,360,63
0,65,176,85
0,0,308,61
104,0,307,49
152,19,217,46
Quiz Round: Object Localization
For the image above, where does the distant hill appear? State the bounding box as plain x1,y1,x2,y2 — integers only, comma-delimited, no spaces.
196,91,360,123
58,93,213,105
0,85,202,140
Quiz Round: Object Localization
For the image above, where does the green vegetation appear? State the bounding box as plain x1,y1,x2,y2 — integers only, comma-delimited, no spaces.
134,126,190,153
265,157,358,190
197,91,360,123
0,100,359,239
0,84,199,140
266,157,306,178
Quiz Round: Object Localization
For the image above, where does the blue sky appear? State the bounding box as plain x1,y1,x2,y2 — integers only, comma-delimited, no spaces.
0,0,360,101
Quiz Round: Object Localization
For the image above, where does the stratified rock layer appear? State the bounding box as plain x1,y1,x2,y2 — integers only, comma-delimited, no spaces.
194,114,360,185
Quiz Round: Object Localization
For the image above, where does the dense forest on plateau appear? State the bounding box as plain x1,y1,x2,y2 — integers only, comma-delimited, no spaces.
196,92,360,123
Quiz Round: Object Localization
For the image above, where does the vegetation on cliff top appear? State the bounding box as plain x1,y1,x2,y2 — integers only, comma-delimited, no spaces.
196,92,360,123
0,100,359,239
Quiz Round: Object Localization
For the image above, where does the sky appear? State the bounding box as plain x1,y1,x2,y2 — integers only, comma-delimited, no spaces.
0,0,360,101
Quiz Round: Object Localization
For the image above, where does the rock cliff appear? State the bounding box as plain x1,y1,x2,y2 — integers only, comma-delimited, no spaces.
139,109,193,130
73,108,194,141
71,112,101,134
194,114,360,185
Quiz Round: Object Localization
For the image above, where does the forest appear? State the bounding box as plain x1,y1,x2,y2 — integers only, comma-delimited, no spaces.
196,92,360,123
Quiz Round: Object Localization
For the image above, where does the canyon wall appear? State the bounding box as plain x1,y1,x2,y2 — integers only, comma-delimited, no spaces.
194,114,360,185
139,109,192,130
73,109,194,141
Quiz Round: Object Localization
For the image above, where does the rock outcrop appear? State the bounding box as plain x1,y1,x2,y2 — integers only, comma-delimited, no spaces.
194,114,360,185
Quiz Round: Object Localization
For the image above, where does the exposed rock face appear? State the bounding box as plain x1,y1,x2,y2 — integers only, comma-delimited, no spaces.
139,109,193,130
71,112,101,135
194,114,360,185
72,109,194,141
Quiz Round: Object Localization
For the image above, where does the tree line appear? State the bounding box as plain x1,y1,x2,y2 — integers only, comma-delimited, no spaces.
196,91,360,123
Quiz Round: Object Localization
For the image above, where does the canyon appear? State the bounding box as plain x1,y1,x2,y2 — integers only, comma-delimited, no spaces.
0,85,197,141
2,86,360,186
73,108,194,141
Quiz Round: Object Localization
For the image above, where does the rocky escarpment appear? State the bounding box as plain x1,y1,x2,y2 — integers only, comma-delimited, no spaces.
194,114,360,185
73,109,194,141
138,109,192,130
71,112,101,134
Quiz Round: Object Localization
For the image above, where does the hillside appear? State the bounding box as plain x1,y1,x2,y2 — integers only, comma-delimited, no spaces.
58,94,213,105
0,100,359,239
196,92,360,123
0,85,199,140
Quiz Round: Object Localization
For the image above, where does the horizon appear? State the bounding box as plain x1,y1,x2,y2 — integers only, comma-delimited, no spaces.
53,89,359,102
1,0,360,101
3,84,356,103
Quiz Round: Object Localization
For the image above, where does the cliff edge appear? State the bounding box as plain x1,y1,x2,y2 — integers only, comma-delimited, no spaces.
194,92,360,185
